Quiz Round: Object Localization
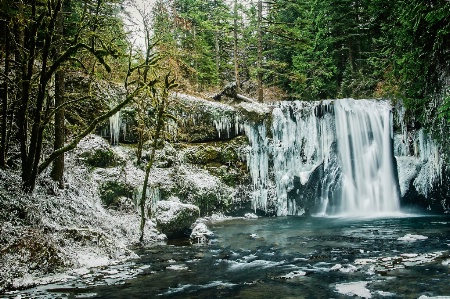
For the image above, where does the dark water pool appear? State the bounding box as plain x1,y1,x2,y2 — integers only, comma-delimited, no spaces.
6,215,450,298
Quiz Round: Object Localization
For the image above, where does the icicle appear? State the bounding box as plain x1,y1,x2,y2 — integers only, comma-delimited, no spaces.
109,111,121,145
269,101,337,215
214,116,232,139
244,122,269,212
412,129,443,197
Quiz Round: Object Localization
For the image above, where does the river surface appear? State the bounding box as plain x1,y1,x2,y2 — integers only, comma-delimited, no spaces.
6,215,450,299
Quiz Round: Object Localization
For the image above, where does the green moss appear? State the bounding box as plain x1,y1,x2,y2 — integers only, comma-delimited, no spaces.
206,163,249,187
99,181,134,208
81,148,120,168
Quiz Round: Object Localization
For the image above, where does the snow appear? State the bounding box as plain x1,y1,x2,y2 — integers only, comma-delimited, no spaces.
244,213,258,219
190,222,214,244
236,101,272,115
0,134,165,291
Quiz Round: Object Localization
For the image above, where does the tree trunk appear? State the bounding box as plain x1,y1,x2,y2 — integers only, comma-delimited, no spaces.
257,0,263,102
51,2,65,188
1,26,10,168
23,0,61,192
139,101,165,243
233,0,240,92
215,29,220,83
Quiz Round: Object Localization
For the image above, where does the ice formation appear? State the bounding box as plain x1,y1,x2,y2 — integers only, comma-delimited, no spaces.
244,99,401,216
271,101,337,215
109,112,121,145
394,103,444,198
244,122,270,212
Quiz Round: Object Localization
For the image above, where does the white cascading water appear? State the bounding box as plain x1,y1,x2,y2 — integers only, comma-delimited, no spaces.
244,98,401,216
334,99,400,216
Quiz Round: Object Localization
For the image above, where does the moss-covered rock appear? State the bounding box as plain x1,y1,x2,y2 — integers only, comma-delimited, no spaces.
184,145,221,164
170,94,242,143
99,181,135,210
80,148,119,168
154,200,200,239
76,135,123,168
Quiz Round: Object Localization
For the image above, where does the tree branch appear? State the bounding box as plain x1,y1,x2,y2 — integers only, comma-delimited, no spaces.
38,85,144,173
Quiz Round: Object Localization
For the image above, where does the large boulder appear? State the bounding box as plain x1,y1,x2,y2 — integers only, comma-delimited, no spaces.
154,200,200,238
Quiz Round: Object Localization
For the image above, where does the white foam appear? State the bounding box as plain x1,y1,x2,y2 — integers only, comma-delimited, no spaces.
335,281,372,298
166,265,188,271
226,259,284,271
397,234,428,242
280,270,307,279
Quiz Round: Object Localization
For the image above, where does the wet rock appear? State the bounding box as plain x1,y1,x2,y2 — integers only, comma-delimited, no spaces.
154,200,200,239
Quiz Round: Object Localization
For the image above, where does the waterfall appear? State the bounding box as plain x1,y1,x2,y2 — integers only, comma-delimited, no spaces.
334,99,400,216
245,99,401,216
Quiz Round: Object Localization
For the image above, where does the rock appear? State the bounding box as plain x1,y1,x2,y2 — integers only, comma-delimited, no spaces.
244,213,258,219
190,222,214,244
99,181,135,210
76,135,121,168
154,200,200,238
171,94,242,143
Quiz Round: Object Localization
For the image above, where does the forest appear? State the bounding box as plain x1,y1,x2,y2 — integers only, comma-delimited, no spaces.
1,0,450,296
0,0,449,191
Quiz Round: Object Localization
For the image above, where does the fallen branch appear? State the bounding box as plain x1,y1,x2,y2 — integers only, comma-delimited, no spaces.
212,83,257,104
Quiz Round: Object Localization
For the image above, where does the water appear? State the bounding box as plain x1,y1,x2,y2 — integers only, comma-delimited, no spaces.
334,99,400,216
10,215,450,299
244,99,401,217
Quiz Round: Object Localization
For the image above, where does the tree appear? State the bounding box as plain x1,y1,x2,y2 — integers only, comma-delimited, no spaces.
256,0,263,102
139,73,177,243
0,0,137,192
233,0,240,91
51,0,66,188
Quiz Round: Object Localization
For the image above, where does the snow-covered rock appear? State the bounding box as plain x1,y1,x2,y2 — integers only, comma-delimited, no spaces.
154,200,200,238
190,222,214,244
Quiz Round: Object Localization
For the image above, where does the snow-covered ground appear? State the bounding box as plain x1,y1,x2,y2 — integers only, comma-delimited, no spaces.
0,132,249,293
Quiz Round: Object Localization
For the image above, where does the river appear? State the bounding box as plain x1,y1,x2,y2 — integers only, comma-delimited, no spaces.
6,214,450,299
